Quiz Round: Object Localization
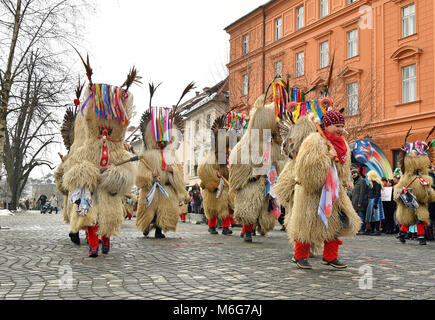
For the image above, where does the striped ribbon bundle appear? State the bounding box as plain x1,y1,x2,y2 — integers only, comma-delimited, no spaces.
227,112,249,135
81,84,130,127
289,87,305,103
123,143,134,154
272,80,289,123
151,107,173,143
289,99,328,124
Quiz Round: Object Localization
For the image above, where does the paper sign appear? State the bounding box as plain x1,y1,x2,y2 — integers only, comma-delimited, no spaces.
381,187,393,202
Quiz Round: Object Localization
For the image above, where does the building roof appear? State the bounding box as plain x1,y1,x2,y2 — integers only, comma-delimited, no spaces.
178,77,229,117
224,0,276,31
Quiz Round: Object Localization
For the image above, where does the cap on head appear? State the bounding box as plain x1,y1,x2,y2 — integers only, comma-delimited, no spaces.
321,109,345,128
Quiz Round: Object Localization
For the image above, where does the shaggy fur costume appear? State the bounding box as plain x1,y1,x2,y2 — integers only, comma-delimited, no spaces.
394,145,435,226
55,113,87,226
229,95,286,234
63,86,137,237
198,152,232,222
274,115,317,229
135,119,186,235
287,132,361,249
122,194,137,219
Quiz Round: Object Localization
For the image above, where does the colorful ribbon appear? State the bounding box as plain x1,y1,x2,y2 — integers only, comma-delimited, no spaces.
80,84,130,127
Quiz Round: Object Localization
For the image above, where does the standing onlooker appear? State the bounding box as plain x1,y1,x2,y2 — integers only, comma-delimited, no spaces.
188,188,193,213
428,164,435,240
351,169,370,235
383,179,397,234
366,171,384,236
25,199,30,210
192,184,202,214
48,194,59,214
38,194,47,214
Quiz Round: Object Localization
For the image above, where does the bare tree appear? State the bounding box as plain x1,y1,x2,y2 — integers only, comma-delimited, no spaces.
3,50,70,209
286,62,379,144
0,0,92,180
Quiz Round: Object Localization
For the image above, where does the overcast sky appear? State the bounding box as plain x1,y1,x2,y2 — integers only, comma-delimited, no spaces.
82,0,266,110
36,0,267,179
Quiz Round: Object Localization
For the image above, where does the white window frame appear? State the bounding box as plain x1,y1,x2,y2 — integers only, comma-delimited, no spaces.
296,51,304,77
347,82,359,116
275,17,282,40
320,0,329,18
320,41,329,69
296,6,304,30
402,64,417,103
402,4,416,38
347,29,358,58
242,74,249,96
243,34,249,55
274,61,283,78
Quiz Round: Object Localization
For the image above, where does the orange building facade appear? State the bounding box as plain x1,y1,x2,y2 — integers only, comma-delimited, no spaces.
225,0,435,169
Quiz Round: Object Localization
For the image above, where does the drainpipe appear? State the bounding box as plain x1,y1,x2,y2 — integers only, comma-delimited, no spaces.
262,5,266,93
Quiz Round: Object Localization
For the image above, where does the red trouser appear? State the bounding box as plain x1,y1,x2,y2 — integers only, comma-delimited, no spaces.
87,224,110,248
400,222,428,236
209,216,232,228
229,209,235,225
242,224,254,234
294,239,343,262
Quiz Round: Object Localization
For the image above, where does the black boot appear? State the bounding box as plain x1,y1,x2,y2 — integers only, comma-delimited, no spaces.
244,231,252,243
418,236,427,245
222,227,232,235
155,226,166,239
397,231,406,243
69,232,80,245
291,257,312,270
321,258,348,269
208,227,218,235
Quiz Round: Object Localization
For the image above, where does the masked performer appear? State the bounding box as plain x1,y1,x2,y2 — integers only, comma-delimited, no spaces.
229,94,286,242
63,54,140,257
135,83,194,239
198,115,237,235
287,108,360,269
394,127,435,245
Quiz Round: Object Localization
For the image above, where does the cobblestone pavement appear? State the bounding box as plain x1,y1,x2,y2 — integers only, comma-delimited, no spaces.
0,210,434,301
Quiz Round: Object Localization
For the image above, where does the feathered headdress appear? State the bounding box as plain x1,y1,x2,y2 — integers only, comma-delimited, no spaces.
74,49,141,126
399,126,435,172
140,81,195,146
62,78,84,151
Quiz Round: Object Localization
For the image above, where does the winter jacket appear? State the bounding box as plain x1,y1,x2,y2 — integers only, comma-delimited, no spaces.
351,176,370,212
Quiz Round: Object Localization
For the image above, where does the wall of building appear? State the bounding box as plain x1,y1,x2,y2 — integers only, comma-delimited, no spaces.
226,0,435,167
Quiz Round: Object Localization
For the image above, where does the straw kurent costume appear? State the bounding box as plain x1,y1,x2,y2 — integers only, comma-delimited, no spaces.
287,109,360,269
198,115,236,235
63,54,140,257
394,127,435,245
54,80,87,245
135,83,194,239
122,194,137,220
229,94,286,242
